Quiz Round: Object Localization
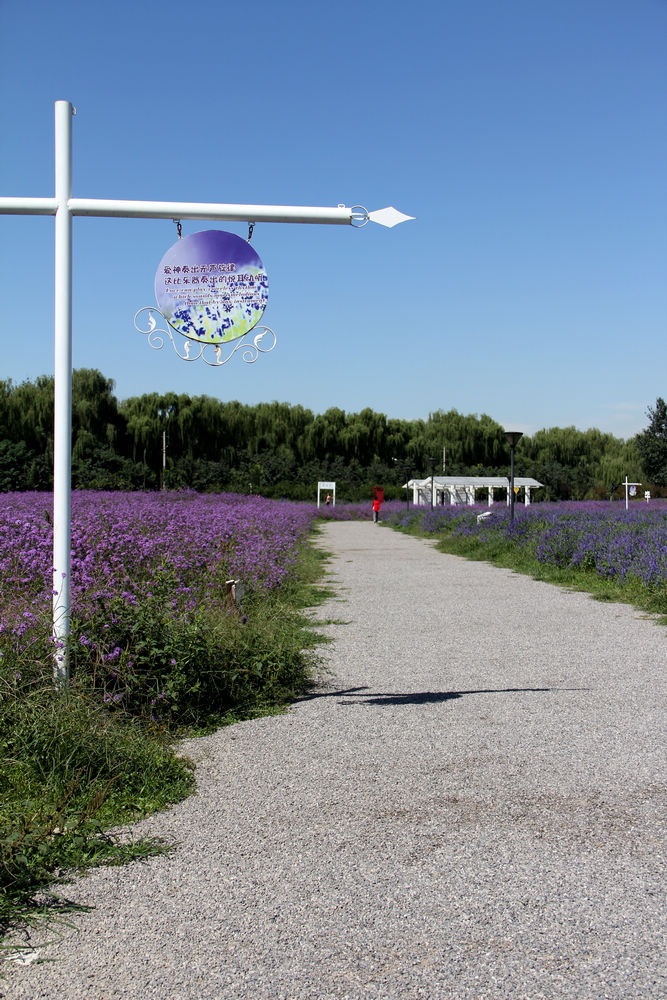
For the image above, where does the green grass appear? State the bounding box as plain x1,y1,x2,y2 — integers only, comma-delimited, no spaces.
0,679,195,939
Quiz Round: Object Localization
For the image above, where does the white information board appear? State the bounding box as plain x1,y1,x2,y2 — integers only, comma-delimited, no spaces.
317,481,336,507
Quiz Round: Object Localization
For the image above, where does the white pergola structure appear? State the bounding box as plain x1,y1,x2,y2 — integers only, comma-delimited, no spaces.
0,100,414,685
408,476,544,507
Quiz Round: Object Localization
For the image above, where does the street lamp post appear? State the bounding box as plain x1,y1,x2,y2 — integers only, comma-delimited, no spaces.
427,456,437,509
403,464,412,512
504,431,523,521
157,405,173,491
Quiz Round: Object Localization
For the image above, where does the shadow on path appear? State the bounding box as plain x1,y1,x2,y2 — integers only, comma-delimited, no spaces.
297,685,588,707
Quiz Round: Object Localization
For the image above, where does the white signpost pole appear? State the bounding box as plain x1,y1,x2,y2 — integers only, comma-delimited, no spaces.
624,475,642,511
0,100,413,685
52,101,74,684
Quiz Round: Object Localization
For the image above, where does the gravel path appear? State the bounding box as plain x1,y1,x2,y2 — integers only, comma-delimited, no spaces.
5,521,666,1000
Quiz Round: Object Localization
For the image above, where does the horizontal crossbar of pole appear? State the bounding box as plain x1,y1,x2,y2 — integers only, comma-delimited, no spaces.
69,200,354,224
0,196,355,225
0,197,59,214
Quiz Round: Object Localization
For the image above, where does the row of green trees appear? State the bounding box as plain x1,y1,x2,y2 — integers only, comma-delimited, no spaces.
0,369,664,500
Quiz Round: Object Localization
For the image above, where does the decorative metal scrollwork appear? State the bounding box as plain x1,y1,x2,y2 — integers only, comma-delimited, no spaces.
134,307,277,367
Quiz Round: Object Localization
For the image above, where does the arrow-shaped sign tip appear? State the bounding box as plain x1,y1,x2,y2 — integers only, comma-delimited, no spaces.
367,206,416,228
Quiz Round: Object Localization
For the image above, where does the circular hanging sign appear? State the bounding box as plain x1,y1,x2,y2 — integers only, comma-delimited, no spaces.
154,230,268,345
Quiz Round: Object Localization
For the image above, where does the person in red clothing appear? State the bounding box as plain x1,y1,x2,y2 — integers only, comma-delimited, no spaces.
372,496,382,523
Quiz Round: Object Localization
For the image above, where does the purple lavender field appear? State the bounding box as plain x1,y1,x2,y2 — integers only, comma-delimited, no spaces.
0,492,339,723
0,492,310,626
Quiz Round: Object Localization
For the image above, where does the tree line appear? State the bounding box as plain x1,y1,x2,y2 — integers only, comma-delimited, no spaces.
0,369,664,501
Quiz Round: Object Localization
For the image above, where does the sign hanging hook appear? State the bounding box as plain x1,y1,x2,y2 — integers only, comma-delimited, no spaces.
173,218,183,239
247,221,255,243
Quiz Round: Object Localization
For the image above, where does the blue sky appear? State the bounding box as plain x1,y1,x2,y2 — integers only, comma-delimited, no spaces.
1,0,665,440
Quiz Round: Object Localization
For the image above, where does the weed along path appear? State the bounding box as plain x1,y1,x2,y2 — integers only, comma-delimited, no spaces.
6,521,666,1000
